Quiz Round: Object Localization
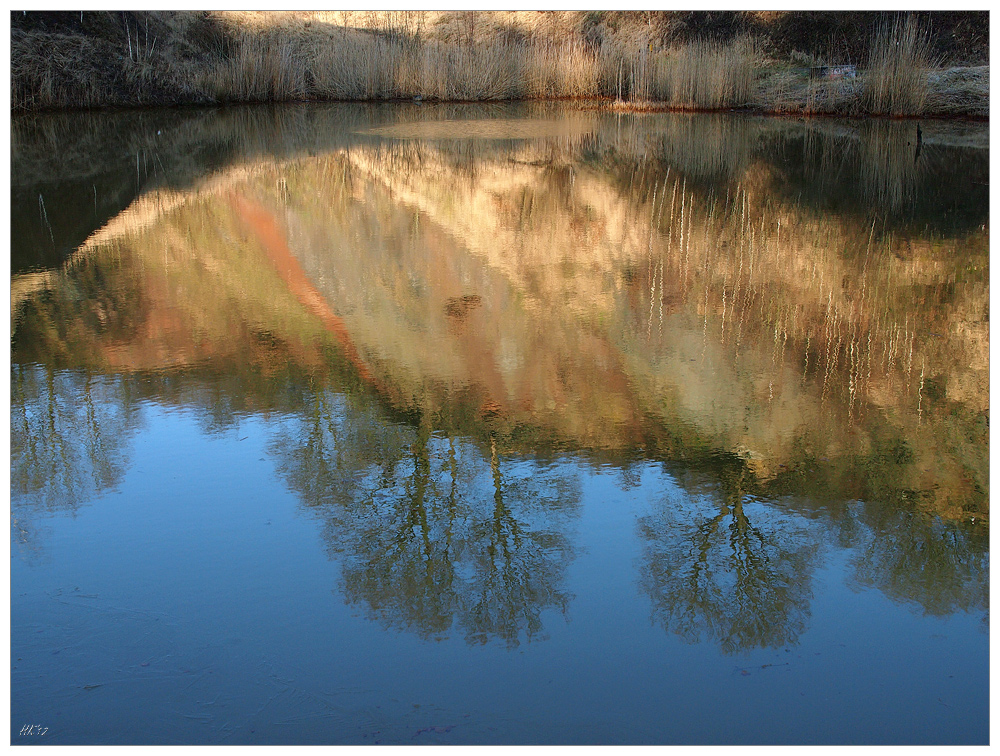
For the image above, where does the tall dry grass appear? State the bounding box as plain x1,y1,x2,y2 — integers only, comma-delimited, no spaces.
11,11,986,117
11,30,161,110
597,37,763,108
206,31,308,102
207,31,602,103
526,40,601,99
862,14,937,116
405,41,525,100
650,38,762,108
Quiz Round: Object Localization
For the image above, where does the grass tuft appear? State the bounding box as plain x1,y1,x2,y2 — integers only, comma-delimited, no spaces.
862,14,938,116
651,37,762,109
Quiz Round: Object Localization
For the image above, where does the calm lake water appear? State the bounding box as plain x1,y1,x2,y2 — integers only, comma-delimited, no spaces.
11,103,988,745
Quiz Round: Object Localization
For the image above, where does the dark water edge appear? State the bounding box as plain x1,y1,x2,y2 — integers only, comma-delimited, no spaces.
12,102,989,274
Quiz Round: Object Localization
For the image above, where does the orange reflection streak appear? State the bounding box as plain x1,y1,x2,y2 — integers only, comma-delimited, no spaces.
227,190,386,394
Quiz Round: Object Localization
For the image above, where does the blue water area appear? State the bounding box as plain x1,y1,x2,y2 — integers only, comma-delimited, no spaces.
11,396,988,745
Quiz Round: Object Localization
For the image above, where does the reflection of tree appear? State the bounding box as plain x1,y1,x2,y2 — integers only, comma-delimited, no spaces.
269,390,579,647
459,438,578,645
270,387,412,508
333,419,462,640
637,466,818,654
11,364,139,513
837,503,988,625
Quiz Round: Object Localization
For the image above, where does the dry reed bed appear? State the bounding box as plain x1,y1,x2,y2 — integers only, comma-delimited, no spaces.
186,26,992,117
11,12,989,117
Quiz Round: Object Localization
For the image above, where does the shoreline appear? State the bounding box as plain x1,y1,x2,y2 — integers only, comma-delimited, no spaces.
13,96,989,123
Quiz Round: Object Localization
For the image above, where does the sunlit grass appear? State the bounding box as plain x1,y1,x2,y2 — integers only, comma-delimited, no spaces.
11,11,987,116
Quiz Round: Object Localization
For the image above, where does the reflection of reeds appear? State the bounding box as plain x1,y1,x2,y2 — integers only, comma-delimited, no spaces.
341,134,986,425
12,108,989,517
613,112,761,179
799,118,959,215
341,134,987,514
856,120,925,211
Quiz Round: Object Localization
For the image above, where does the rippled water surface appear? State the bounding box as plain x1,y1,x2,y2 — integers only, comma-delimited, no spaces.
11,103,988,745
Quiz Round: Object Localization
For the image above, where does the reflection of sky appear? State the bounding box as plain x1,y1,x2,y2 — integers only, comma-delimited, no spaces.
10,401,989,744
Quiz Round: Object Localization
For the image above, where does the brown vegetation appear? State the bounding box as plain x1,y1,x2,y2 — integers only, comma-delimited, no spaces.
10,11,989,117
862,15,938,116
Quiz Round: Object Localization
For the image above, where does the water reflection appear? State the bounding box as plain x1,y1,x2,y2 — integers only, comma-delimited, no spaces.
11,365,140,513
837,501,989,622
10,103,988,653
638,466,818,654
10,365,141,560
270,391,579,646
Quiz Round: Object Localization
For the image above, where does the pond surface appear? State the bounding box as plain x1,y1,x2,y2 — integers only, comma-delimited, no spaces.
11,103,989,745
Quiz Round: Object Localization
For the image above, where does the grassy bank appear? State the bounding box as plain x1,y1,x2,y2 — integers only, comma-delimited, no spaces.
11,11,989,117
